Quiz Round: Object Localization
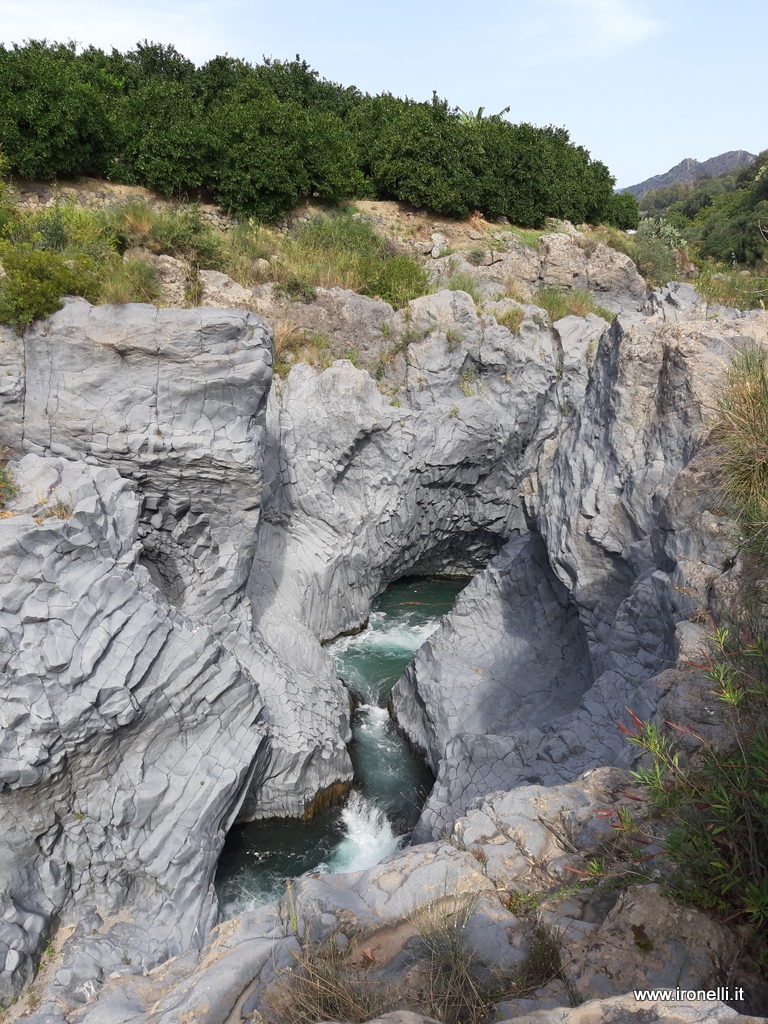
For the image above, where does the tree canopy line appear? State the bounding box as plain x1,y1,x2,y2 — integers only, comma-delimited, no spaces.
0,40,639,228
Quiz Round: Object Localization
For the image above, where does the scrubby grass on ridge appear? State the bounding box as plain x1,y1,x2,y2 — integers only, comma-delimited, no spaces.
0,189,431,327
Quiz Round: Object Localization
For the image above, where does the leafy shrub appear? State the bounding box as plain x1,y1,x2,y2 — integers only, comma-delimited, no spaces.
0,245,100,328
629,219,680,287
622,623,768,933
0,41,118,178
603,191,640,230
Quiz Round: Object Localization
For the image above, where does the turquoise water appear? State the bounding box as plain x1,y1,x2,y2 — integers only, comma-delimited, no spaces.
215,577,466,918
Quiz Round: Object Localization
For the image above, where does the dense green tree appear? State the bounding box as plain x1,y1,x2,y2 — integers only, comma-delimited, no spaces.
0,41,117,177
114,79,208,193
0,40,634,226
372,100,484,216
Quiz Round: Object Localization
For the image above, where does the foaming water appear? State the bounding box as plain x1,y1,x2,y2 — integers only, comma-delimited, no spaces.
328,791,403,873
215,577,467,918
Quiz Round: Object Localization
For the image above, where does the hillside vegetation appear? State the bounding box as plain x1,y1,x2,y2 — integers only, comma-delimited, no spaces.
0,40,637,229
636,152,768,308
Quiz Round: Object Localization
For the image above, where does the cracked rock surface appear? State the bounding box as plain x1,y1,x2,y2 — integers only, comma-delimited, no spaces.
2,281,766,1020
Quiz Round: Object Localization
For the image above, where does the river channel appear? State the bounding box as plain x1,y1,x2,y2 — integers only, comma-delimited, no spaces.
215,576,467,918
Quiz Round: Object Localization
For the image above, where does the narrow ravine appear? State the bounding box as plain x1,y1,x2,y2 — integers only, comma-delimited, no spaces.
215,576,467,918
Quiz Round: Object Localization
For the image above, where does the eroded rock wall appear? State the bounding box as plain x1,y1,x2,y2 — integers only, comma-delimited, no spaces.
0,456,271,1008
394,287,764,839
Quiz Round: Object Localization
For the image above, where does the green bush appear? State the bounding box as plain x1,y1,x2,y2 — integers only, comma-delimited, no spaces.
0,244,101,328
0,40,628,226
622,624,768,934
372,101,484,217
0,41,118,178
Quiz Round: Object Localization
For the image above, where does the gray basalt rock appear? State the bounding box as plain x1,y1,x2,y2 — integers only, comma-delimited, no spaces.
0,299,273,625
247,290,561,674
499,995,765,1024
395,302,762,839
429,231,648,313
0,455,271,1007
252,285,398,374
539,232,648,312
391,532,593,773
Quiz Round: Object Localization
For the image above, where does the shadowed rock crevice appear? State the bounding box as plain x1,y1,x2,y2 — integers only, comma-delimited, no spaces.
391,531,594,775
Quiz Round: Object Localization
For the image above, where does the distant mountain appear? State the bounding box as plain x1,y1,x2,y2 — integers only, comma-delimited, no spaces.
621,150,757,200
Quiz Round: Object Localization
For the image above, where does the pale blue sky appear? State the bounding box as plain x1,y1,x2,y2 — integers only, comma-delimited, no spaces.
2,0,765,188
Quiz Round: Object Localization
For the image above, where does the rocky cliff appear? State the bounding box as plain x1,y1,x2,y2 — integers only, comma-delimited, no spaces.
0,256,765,1020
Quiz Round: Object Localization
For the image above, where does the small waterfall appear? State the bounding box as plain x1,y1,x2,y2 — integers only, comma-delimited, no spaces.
328,791,403,873
215,577,467,919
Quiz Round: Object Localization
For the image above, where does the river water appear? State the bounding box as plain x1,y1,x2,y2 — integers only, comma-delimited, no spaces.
215,576,467,919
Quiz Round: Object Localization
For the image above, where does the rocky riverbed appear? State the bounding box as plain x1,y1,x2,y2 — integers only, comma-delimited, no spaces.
1,224,766,1022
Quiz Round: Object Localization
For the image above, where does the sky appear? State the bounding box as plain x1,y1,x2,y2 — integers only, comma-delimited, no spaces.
1,0,765,188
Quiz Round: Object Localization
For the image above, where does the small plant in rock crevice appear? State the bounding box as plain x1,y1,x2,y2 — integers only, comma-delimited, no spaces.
0,450,18,508
496,305,525,334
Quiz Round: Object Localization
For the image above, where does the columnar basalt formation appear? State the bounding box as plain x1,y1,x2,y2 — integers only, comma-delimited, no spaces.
1,276,766,1019
393,286,763,839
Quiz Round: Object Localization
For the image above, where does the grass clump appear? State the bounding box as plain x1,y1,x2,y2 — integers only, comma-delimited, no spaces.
496,305,525,334
712,344,768,550
0,449,18,508
265,936,392,1024
697,266,768,310
113,202,224,269
443,269,483,304
504,225,548,249
272,212,428,309
533,286,613,324
98,259,160,306
273,324,333,376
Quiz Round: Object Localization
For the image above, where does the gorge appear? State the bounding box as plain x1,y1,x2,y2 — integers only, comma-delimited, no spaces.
0,220,766,1024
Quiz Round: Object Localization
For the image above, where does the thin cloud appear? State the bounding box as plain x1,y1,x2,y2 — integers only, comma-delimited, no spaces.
554,0,661,49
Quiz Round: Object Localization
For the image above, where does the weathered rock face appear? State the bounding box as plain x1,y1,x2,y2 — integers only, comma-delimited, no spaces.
0,455,270,1009
3,279,765,1021
57,767,748,1024
391,533,593,773
428,231,648,313
246,291,560,710
394,290,764,839
0,299,272,624
499,996,765,1024
253,284,398,374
